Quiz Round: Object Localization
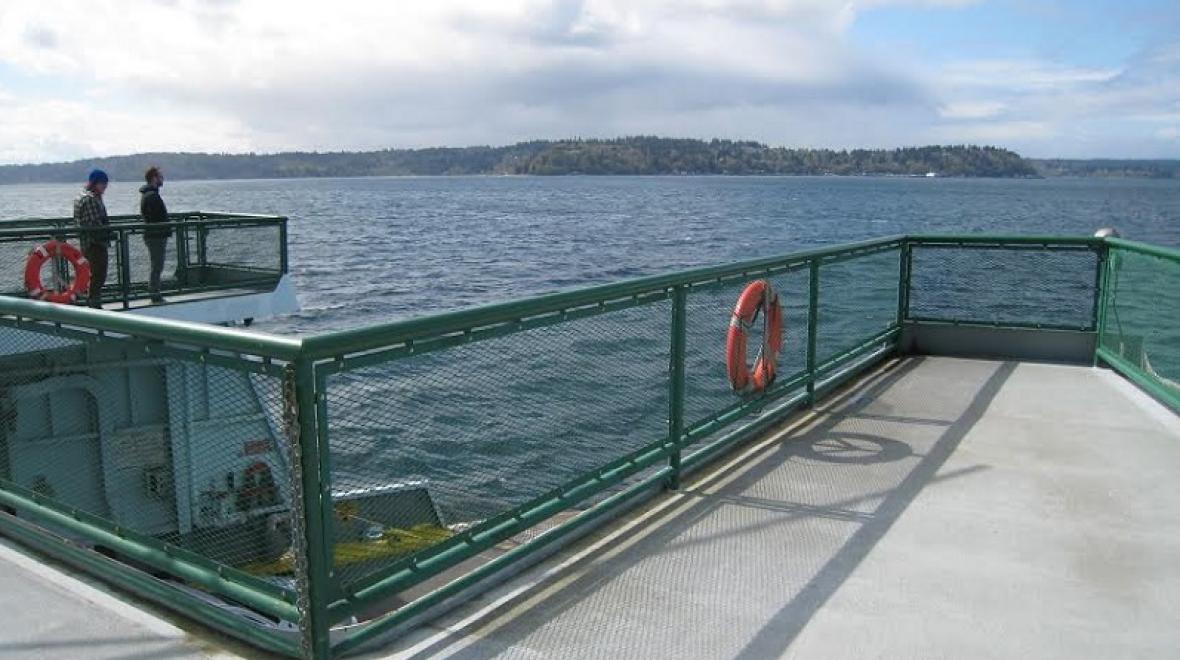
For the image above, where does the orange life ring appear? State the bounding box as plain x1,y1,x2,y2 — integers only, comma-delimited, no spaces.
725,279,783,393
24,240,91,304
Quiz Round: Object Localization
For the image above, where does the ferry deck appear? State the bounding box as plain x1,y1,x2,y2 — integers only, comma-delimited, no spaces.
0,220,1177,659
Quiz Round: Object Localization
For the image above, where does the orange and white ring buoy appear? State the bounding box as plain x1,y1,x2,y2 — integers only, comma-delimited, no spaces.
725,279,783,393
24,240,91,304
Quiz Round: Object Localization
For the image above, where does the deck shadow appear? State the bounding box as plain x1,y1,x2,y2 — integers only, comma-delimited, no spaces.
402,357,1016,659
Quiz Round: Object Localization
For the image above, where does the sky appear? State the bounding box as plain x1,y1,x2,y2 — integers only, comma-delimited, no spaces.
0,0,1178,164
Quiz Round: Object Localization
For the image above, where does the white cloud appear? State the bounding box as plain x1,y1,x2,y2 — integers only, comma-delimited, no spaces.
0,98,251,164
939,60,1122,90
0,0,946,161
0,0,1175,162
938,100,1005,120
931,120,1053,143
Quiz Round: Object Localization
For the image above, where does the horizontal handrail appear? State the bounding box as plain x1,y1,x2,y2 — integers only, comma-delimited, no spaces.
0,296,303,360
1104,237,1180,263
0,216,285,239
303,233,1125,361
0,482,299,622
0,211,284,225
302,235,906,360
0,230,1119,367
909,234,1103,247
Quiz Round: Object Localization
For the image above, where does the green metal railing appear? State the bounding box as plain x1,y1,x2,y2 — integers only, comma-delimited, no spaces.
1095,238,1180,412
0,232,1176,658
0,212,288,308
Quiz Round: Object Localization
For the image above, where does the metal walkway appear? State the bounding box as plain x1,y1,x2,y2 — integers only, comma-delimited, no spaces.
378,356,1180,659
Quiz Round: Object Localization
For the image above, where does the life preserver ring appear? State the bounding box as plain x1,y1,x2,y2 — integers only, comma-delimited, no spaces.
725,279,783,393
24,240,91,304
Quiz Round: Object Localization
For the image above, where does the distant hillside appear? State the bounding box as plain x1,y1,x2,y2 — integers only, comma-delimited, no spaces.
0,138,1040,183
1030,159,1180,179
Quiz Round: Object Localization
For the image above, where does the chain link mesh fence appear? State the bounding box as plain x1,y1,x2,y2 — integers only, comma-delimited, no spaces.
322,300,672,593
125,230,182,293
0,216,284,305
909,245,1099,329
816,248,901,365
0,318,298,602
197,222,284,276
1100,248,1180,390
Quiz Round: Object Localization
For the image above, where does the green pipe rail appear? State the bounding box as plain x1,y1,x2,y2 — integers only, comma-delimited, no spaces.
0,211,288,308
0,232,1177,659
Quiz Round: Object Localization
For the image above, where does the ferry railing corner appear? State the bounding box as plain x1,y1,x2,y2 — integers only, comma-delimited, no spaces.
1093,237,1180,413
0,212,287,309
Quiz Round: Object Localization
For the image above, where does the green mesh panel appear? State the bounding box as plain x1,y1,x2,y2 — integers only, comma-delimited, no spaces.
198,223,283,275
816,248,901,364
1100,248,1180,390
323,301,672,591
0,319,296,597
909,246,1099,329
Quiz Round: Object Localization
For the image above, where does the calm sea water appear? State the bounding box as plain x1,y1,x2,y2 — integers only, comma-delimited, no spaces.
2,176,1177,524
1,175,1177,336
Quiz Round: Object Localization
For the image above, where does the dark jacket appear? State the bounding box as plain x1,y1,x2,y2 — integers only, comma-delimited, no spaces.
139,184,172,239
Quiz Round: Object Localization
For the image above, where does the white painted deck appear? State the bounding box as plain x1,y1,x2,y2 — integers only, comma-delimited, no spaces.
374,357,1180,660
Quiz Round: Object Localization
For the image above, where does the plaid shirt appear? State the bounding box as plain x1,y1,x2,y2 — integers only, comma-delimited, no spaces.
73,188,110,248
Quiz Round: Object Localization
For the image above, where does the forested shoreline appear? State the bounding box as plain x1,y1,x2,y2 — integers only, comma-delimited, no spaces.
0,137,1172,183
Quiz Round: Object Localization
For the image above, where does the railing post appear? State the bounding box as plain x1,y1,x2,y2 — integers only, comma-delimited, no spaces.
285,359,334,659
197,222,209,269
806,258,819,405
175,220,190,289
279,217,290,274
666,285,687,490
117,229,132,309
896,239,912,347
1093,241,1112,366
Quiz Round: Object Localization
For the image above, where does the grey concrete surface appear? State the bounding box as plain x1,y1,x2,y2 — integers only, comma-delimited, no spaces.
381,357,1180,660
0,537,240,660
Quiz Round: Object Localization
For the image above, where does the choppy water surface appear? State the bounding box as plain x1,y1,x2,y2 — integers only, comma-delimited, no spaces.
2,175,1177,335
1,176,1178,525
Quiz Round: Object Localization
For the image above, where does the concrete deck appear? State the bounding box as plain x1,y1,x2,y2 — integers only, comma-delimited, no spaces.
379,356,1180,659
0,536,247,659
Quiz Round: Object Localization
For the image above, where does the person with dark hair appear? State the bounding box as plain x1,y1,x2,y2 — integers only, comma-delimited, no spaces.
73,169,111,308
139,166,171,303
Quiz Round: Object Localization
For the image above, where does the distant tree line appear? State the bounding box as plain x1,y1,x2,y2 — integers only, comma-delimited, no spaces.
0,137,1067,184
1029,159,1180,179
